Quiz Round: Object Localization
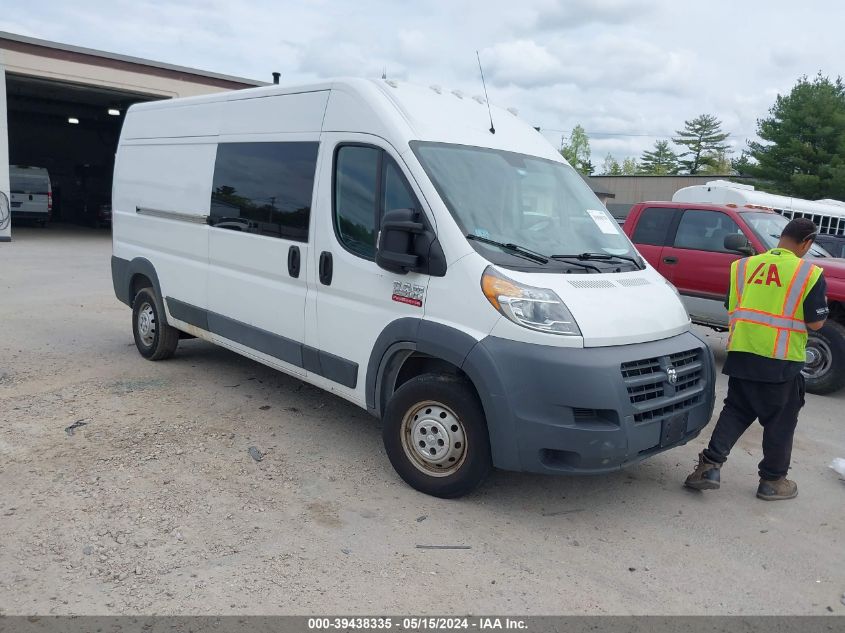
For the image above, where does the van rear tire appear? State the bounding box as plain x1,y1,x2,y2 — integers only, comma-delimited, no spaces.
382,373,492,498
132,287,179,361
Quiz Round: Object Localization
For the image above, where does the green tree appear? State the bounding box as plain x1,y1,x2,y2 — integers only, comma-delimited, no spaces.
639,140,681,175
621,157,639,175
731,151,754,177
601,153,623,175
673,114,731,174
746,73,845,199
699,150,733,175
560,124,592,174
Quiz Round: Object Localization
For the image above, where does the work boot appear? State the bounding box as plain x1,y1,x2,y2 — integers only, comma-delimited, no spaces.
684,453,721,490
756,477,798,501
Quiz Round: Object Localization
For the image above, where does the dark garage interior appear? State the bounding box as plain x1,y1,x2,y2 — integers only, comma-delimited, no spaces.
6,74,158,226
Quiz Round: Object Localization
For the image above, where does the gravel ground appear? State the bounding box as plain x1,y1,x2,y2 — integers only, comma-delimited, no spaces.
0,226,843,616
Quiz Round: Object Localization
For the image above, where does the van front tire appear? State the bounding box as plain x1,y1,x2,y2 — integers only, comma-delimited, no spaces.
132,287,179,361
382,373,492,498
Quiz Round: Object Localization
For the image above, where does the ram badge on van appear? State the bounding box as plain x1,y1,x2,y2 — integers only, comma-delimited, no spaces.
111,79,716,497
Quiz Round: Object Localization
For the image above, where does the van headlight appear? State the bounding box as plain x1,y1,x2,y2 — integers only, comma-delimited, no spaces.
481,267,581,336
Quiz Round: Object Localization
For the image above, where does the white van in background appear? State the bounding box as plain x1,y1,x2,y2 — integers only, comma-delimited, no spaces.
10,165,52,226
111,78,715,497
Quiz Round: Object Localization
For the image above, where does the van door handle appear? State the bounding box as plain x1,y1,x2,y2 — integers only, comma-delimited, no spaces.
319,251,333,285
663,256,678,265
288,245,301,278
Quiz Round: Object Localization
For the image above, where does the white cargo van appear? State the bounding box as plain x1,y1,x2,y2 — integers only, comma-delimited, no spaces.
10,165,52,226
111,79,715,497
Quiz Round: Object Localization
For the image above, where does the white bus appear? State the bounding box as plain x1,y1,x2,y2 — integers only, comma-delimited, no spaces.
673,180,845,239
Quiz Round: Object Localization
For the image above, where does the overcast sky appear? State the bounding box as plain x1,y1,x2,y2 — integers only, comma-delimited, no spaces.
3,0,843,167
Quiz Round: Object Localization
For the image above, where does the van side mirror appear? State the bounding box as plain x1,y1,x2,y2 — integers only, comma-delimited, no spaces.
724,233,754,255
376,208,425,273
376,208,448,277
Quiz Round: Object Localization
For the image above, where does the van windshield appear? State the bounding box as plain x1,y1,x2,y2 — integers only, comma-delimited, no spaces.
411,142,638,270
743,212,833,258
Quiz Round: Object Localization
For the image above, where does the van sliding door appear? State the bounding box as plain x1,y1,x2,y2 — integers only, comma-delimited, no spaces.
206,140,319,376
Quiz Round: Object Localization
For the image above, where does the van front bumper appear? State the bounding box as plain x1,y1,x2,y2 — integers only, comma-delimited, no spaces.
464,331,716,474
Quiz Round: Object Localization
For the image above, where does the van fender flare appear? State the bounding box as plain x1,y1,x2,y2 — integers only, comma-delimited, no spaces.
367,318,519,471
111,256,163,308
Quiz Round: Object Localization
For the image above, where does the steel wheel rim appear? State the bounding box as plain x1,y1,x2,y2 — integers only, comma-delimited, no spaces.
803,339,832,379
400,401,467,477
137,302,157,347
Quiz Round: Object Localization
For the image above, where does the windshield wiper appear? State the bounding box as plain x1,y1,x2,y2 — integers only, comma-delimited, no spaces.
465,234,549,264
552,252,643,270
547,256,601,273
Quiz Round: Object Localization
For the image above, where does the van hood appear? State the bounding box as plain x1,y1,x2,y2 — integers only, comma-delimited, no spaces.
503,267,691,347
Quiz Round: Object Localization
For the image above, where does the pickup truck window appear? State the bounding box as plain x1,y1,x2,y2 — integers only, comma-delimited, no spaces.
674,210,742,253
632,207,675,246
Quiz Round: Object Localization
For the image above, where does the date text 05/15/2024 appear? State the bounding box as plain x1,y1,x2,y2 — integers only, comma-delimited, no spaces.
307,617,528,630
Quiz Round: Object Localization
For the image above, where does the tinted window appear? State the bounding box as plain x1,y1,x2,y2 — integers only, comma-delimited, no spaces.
334,146,419,259
210,142,318,241
632,207,675,246
10,173,49,194
674,209,742,252
335,146,380,258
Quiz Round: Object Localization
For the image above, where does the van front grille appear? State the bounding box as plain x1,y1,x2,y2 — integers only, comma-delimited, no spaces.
620,357,661,378
633,395,703,423
621,348,705,422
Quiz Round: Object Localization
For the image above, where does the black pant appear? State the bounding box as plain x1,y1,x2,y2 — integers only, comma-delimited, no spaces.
703,374,805,480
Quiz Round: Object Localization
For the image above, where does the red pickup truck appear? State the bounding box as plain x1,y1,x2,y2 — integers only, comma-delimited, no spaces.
623,201,845,394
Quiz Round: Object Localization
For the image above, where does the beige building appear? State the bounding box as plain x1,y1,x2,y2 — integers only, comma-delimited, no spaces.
591,175,744,219
0,31,263,241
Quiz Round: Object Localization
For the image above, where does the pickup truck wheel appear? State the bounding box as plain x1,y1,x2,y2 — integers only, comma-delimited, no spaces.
803,321,845,395
382,373,492,498
132,287,179,361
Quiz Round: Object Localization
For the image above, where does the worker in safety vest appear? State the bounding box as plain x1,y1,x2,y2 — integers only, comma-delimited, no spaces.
685,218,828,500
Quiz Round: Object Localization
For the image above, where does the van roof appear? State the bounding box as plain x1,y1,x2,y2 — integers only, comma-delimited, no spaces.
124,78,561,161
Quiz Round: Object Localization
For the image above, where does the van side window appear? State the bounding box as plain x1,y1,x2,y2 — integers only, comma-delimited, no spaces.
632,207,675,246
210,142,318,241
383,159,418,214
334,145,420,260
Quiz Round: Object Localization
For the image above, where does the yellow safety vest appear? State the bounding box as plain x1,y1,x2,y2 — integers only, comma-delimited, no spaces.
728,249,822,362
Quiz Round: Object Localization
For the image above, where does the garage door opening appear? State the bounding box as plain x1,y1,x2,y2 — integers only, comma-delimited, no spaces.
6,74,159,227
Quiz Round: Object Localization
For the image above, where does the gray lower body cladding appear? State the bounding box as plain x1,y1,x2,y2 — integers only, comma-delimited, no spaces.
113,255,715,475
464,331,716,474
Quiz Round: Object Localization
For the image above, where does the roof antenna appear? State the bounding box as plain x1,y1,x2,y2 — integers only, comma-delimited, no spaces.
476,50,495,134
